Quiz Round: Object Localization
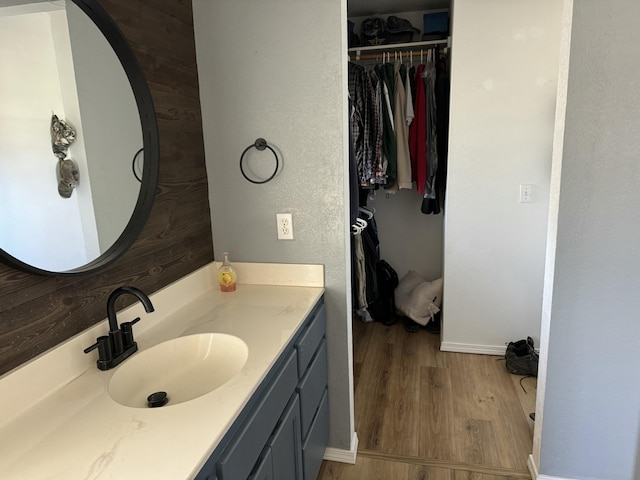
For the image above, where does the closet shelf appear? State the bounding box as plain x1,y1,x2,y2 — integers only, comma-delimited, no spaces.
348,37,451,61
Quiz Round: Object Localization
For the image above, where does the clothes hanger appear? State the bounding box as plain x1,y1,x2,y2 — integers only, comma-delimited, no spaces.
351,217,368,235
358,206,374,219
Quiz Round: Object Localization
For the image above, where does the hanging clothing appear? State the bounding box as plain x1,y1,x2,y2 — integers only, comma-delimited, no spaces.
409,64,427,194
405,66,415,126
421,53,450,215
350,210,380,322
352,233,368,311
368,69,384,185
350,61,389,189
348,100,360,226
408,64,417,106
348,63,368,185
435,55,450,202
423,56,439,200
394,60,412,189
348,49,449,213
377,63,397,188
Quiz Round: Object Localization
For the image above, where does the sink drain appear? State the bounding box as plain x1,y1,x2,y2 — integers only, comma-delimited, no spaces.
147,391,169,408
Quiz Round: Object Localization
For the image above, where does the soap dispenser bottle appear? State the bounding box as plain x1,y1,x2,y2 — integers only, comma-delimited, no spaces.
218,252,237,292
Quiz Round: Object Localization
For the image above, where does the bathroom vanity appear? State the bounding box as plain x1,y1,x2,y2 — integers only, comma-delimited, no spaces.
0,263,327,479
196,298,327,480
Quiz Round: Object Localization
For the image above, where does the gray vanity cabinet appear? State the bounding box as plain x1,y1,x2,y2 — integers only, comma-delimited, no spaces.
295,305,329,480
247,448,272,480
194,297,327,480
267,394,303,479
249,393,303,480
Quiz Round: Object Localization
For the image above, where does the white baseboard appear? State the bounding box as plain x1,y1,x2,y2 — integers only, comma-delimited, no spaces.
323,432,358,464
440,341,506,356
528,456,576,480
538,476,576,480
528,454,538,479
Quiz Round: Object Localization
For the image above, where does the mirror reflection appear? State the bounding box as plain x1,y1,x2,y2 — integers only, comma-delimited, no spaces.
0,0,143,272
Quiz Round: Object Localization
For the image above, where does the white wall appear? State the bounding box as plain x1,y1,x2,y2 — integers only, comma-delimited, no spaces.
538,1,640,478
66,1,142,254
50,8,100,262
193,0,354,452
531,0,574,471
442,0,563,353
0,10,90,271
366,190,443,282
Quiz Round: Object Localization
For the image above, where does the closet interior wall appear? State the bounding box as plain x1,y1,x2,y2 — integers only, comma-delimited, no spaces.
348,6,449,283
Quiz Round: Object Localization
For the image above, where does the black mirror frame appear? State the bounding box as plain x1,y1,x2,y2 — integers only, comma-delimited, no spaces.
0,0,159,277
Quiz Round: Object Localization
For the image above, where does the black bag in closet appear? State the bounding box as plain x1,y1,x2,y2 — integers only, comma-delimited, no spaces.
369,260,399,325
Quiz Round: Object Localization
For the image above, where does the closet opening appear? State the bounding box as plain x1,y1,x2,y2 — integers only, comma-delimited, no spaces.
325,1,539,478
348,5,449,336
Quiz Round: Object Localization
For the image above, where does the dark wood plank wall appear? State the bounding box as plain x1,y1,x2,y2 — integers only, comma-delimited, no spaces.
0,0,213,377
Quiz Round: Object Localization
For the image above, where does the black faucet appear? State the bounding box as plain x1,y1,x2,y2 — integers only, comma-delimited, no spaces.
84,286,154,370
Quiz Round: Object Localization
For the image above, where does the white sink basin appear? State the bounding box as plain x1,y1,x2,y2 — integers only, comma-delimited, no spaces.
108,333,249,408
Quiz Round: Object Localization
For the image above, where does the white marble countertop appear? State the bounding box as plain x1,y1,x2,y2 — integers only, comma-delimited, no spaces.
0,263,324,479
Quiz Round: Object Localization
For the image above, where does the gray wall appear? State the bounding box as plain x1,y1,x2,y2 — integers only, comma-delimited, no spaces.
192,0,354,451
540,1,640,478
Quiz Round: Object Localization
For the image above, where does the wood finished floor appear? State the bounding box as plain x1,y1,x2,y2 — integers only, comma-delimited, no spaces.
318,318,536,480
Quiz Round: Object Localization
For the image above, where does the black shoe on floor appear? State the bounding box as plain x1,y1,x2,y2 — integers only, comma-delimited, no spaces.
382,315,397,326
403,317,420,333
425,314,441,334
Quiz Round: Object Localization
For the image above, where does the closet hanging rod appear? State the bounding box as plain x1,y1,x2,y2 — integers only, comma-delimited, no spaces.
347,37,450,55
349,49,445,63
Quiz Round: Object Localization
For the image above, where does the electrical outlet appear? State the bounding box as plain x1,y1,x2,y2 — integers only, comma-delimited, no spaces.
276,213,294,240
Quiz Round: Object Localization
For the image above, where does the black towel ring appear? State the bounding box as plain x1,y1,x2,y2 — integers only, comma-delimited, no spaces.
132,147,143,183
239,138,279,184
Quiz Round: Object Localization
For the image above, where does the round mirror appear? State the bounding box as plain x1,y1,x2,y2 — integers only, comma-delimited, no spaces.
0,0,159,275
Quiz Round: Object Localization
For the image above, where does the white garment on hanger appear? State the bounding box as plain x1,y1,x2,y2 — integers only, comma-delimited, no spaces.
382,81,394,132
405,67,414,126
394,60,412,190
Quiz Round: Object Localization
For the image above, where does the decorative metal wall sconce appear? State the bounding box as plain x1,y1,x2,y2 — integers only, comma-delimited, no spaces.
51,114,79,198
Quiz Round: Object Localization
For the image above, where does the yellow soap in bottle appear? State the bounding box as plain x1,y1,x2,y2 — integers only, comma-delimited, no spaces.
218,252,237,292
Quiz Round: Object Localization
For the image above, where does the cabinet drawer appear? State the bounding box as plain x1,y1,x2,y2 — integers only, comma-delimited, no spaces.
267,393,303,480
217,351,298,480
297,339,328,439
295,303,326,377
248,447,272,480
302,389,329,480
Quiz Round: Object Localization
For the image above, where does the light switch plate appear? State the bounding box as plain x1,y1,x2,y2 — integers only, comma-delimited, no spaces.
520,184,533,203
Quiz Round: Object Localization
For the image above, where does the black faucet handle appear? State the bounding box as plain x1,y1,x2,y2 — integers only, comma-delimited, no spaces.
121,317,141,350
84,336,113,370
